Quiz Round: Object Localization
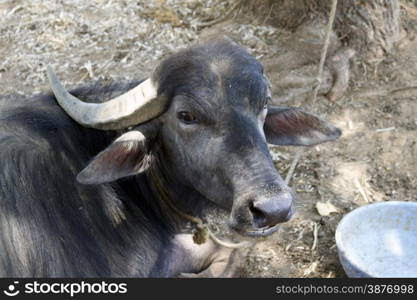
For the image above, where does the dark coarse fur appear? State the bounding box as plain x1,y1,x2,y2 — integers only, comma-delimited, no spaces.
0,81,183,277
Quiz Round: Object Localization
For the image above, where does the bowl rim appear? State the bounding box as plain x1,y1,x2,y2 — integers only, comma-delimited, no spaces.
335,201,417,277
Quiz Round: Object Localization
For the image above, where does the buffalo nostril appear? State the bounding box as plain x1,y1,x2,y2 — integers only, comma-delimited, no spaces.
249,200,268,228
250,192,293,228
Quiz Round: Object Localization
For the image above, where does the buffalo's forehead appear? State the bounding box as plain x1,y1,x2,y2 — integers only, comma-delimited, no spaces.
209,54,266,109
155,38,267,111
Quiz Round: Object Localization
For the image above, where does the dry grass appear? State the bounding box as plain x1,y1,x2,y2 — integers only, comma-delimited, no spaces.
0,0,279,96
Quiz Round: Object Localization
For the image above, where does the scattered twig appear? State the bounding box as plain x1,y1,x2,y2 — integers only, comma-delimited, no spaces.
327,271,335,278
262,3,274,26
391,85,417,94
296,227,306,241
352,85,417,98
6,5,23,16
354,178,370,203
373,58,385,80
311,222,319,251
285,148,303,185
375,127,395,133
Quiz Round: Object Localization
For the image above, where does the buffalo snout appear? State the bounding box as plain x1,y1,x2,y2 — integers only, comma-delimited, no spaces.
250,190,293,227
229,187,294,237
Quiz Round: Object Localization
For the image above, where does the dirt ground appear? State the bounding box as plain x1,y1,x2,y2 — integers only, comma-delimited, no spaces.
1,0,416,277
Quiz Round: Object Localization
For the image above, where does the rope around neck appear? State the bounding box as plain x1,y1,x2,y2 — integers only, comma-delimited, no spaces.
149,166,251,249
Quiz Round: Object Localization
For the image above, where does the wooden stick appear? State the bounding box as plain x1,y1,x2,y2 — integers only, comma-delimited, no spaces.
311,0,339,103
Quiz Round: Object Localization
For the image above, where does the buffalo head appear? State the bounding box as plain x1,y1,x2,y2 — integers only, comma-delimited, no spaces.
48,37,341,237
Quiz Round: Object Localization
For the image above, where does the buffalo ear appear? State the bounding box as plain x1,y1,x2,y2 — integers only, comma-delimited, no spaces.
77,129,154,185
264,106,342,146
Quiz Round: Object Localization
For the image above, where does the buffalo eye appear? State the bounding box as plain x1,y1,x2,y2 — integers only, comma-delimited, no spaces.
177,111,197,124
259,103,268,120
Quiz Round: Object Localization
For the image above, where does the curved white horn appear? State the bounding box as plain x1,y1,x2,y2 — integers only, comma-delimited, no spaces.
47,66,167,130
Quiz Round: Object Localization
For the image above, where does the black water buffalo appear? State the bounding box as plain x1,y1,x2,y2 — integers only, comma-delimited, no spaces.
0,37,341,277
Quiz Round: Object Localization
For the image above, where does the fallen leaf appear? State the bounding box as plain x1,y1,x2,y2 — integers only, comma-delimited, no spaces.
315,201,339,216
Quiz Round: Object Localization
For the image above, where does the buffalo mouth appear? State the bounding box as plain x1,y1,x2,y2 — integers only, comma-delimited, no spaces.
243,223,281,237
228,203,294,238
228,222,281,238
